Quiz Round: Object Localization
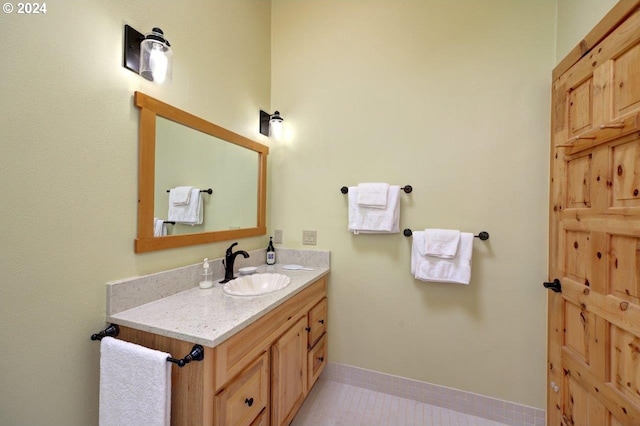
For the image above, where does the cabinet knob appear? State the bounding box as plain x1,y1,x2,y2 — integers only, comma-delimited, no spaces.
245,397,254,407
305,327,311,332
318,319,325,324
318,357,324,362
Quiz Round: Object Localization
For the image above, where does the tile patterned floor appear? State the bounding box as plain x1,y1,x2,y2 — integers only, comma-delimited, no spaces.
292,378,510,426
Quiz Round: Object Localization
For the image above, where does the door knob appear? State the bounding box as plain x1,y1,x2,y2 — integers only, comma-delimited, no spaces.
543,279,562,293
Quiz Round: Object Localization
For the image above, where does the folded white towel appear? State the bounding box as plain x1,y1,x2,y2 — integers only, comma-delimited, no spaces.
348,186,400,233
154,218,167,237
357,183,389,209
169,186,193,205
412,231,473,285
99,337,171,426
424,229,461,258
168,188,203,225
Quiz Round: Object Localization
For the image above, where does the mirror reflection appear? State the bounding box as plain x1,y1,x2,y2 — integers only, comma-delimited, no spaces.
154,117,259,235
134,91,268,253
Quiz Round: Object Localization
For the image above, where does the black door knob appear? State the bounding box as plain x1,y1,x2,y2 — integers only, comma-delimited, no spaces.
543,279,562,293
245,397,254,407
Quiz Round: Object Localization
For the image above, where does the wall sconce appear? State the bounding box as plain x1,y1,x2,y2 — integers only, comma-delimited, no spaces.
259,110,284,139
124,25,173,84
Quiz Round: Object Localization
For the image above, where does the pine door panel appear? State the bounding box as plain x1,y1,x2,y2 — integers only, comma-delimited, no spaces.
550,6,640,425
613,42,640,119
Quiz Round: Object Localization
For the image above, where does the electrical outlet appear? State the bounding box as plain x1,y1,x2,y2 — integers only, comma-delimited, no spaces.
274,229,283,244
303,230,317,245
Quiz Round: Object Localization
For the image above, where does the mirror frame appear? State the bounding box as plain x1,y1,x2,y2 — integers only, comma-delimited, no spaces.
134,91,268,253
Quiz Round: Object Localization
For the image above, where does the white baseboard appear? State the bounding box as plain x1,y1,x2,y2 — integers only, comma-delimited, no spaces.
322,363,546,426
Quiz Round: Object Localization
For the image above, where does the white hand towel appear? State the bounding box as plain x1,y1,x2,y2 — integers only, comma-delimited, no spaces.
348,185,400,233
357,183,389,209
168,188,203,225
412,231,473,285
99,337,171,426
154,218,167,237
424,229,461,258
169,186,193,205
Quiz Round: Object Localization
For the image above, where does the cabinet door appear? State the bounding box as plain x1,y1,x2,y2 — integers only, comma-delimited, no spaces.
214,352,268,426
271,316,308,426
308,298,327,349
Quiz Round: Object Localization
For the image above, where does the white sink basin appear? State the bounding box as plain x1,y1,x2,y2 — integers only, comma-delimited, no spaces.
223,273,291,296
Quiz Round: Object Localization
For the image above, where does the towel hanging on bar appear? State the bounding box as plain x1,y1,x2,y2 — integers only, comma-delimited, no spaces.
403,228,489,240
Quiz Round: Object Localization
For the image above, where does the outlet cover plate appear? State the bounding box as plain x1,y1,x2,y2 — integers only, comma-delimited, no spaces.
274,229,283,244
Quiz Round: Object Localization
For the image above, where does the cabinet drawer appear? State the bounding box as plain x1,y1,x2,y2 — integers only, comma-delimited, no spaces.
215,352,268,426
308,333,327,390
308,298,327,348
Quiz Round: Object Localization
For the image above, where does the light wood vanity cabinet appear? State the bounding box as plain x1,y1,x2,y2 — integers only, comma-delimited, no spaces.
306,298,327,389
271,316,308,426
215,353,268,426
118,275,327,426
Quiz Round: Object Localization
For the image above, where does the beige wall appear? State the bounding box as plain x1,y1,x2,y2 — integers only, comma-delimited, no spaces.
0,1,270,424
1,0,625,423
555,0,619,62
270,0,555,409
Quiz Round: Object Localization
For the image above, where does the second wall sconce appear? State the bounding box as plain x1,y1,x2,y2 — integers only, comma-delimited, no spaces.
260,110,284,139
124,25,173,84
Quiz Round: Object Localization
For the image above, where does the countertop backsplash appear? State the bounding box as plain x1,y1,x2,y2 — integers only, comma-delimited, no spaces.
107,247,330,316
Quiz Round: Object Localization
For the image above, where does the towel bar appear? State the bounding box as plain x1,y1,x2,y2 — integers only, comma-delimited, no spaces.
403,228,490,240
163,221,176,225
91,324,205,368
91,324,120,341
167,345,205,367
341,185,412,194
166,188,213,194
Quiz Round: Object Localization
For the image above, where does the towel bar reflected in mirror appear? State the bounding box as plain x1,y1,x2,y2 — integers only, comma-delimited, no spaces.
341,185,412,194
403,229,490,240
166,188,213,194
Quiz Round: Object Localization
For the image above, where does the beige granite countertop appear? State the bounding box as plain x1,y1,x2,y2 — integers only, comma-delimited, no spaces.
107,263,329,347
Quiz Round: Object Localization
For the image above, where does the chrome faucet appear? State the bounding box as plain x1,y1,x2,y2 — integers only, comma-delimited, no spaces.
220,242,250,283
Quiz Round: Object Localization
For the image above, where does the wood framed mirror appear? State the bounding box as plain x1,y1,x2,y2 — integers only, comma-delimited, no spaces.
134,91,268,253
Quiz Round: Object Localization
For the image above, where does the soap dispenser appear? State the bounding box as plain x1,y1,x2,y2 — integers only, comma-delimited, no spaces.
199,258,213,289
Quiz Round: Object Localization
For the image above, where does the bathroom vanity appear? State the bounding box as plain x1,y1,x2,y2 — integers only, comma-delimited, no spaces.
107,260,328,426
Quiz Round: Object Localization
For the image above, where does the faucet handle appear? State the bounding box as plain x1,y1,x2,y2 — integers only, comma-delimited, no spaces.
226,242,238,254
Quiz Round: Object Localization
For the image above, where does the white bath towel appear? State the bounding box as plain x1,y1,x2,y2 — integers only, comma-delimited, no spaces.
357,183,389,209
424,229,460,258
411,231,473,285
169,186,193,205
99,337,171,426
168,188,203,225
348,185,400,233
154,218,167,237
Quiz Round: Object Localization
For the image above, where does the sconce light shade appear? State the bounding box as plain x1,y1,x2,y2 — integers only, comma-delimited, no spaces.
124,25,173,84
259,110,284,138
269,111,283,139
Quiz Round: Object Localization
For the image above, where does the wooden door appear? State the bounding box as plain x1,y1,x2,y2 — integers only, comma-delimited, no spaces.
271,316,308,426
549,5,640,425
